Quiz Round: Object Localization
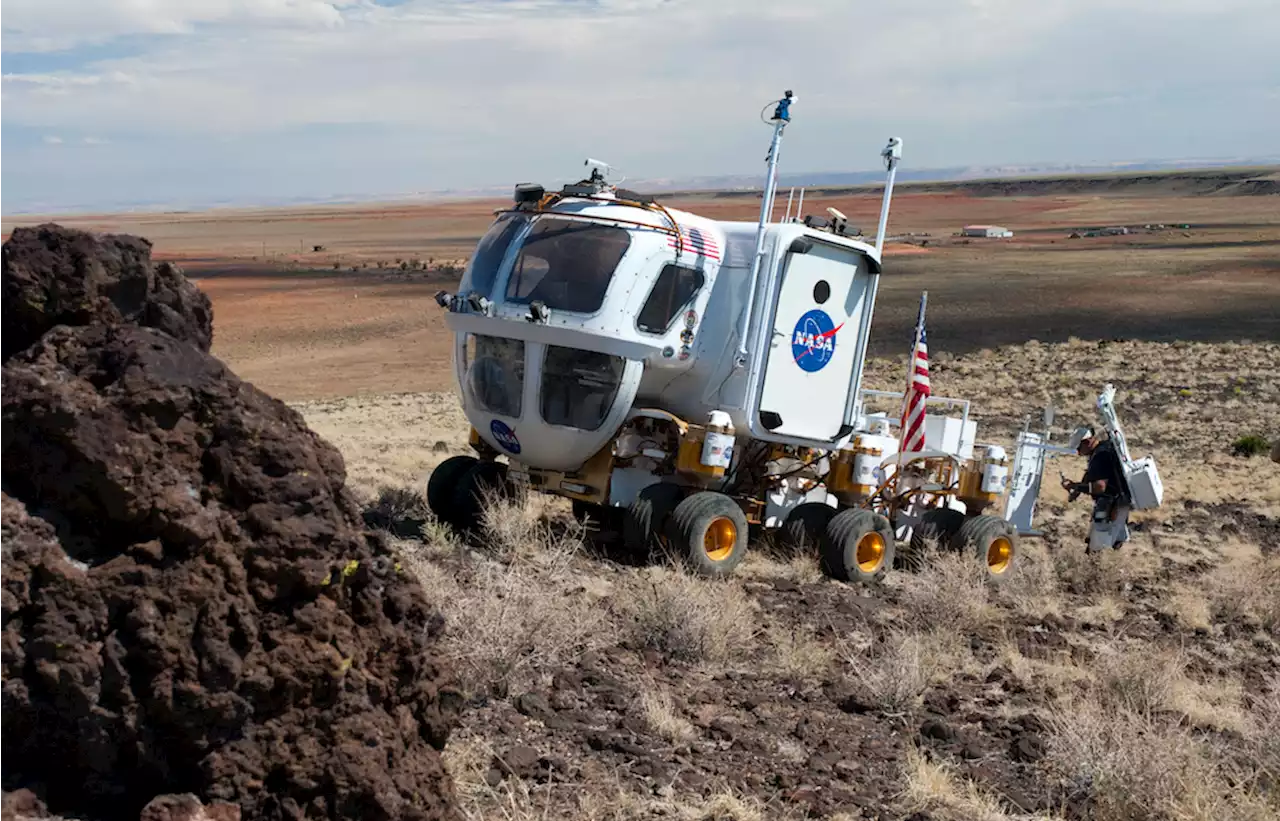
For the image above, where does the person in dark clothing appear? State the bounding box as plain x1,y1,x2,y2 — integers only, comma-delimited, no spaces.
1061,426,1131,552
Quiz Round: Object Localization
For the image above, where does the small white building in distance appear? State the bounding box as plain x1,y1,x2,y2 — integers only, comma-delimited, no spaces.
961,224,1014,238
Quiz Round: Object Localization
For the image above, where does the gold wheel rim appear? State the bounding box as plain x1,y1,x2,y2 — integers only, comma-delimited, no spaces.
987,536,1013,574
856,531,886,573
704,516,737,562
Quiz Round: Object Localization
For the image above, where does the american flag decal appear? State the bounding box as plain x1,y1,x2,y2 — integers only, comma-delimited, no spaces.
899,292,931,455
667,224,721,261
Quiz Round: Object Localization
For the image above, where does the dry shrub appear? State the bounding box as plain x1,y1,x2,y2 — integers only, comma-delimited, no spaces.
1043,700,1276,821
1053,547,1129,597
991,543,1063,620
844,629,968,715
1092,640,1188,715
665,792,794,821
1164,584,1212,632
1203,554,1280,631
895,546,993,632
1239,679,1280,796
639,683,697,745
994,641,1090,697
616,567,757,664
576,779,808,821
765,624,836,681
738,551,823,585
478,484,583,560
899,745,1029,821
362,484,431,534
408,492,609,698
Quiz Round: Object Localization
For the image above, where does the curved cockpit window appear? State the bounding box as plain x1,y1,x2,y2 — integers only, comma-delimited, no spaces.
637,264,705,334
540,345,625,431
466,334,524,418
505,218,631,314
460,212,529,299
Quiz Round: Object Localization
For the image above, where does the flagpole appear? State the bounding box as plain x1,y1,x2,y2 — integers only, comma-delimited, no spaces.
895,290,928,483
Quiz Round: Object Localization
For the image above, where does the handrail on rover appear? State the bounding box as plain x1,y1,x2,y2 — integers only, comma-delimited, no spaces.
858,388,972,443
492,190,693,256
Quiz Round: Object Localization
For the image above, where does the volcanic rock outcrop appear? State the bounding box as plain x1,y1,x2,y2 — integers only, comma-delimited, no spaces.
1,224,463,821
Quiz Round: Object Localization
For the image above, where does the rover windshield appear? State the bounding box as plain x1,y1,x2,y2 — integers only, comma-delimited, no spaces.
460,212,529,299
465,334,525,418
541,344,626,431
505,217,632,314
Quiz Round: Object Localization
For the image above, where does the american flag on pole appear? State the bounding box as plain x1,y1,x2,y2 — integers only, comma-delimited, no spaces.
899,292,931,454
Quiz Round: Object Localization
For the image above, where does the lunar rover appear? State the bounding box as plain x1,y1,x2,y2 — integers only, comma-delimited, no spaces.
427,91,1163,583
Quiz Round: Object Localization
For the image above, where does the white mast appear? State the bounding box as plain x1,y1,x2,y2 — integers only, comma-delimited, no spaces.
735,90,795,366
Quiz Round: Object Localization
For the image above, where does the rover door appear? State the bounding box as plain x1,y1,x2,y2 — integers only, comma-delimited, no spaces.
757,241,873,441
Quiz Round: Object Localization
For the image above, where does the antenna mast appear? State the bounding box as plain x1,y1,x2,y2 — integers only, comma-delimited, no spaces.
874,136,902,253
735,89,795,366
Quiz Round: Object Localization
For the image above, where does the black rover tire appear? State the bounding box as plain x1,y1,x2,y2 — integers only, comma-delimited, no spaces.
665,491,750,578
819,508,896,585
623,483,685,556
426,454,479,525
901,507,966,569
450,460,511,535
956,513,1018,584
573,499,622,533
778,502,837,555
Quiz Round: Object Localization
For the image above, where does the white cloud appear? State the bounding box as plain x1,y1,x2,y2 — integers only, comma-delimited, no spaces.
2,0,1278,210
42,135,64,144
1,0,357,52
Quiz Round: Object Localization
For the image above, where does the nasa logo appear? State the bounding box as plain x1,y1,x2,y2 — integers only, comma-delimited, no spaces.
791,309,843,373
489,419,521,454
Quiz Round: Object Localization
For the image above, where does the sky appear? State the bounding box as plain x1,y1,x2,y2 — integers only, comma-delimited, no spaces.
3,0,1279,213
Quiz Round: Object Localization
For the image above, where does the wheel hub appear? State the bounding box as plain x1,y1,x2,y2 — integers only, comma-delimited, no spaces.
987,536,1013,573
856,531,885,573
704,516,737,561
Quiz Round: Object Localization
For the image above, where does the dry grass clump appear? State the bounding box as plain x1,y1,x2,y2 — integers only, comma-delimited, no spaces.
1163,583,1213,632
990,542,1063,620
639,682,697,745
900,745,1048,821
1085,640,1251,733
1091,640,1189,716
1239,680,1280,797
477,484,584,560
615,566,757,664
1202,553,1280,631
406,491,611,698
362,484,432,534
448,741,808,821
894,546,995,632
738,551,824,585
764,624,837,681
843,629,969,715
1043,699,1278,821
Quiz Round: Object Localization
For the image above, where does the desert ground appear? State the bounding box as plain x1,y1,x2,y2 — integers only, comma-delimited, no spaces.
4,169,1279,820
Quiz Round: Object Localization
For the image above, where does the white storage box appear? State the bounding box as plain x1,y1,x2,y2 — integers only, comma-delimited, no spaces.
924,415,976,460
1123,456,1163,510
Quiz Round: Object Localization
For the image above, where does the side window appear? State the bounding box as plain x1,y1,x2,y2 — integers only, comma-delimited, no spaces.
460,212,528,298
636,264,705,334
